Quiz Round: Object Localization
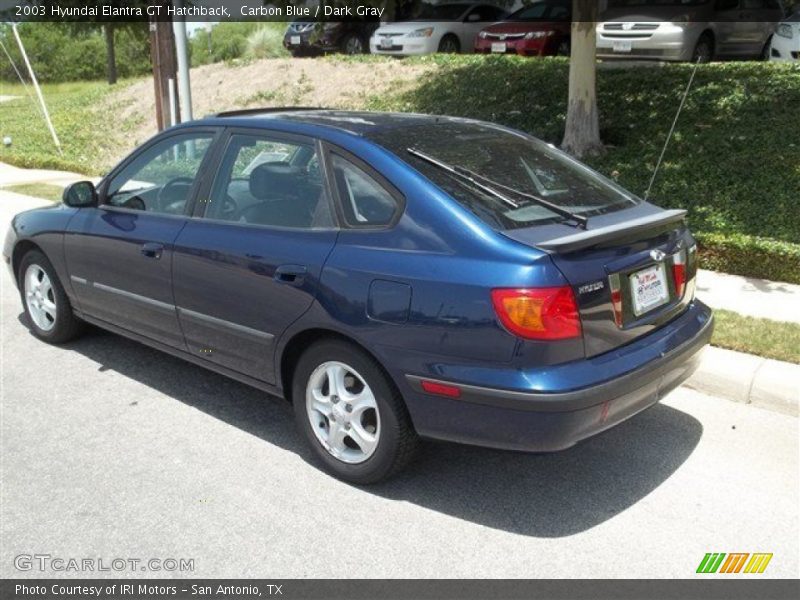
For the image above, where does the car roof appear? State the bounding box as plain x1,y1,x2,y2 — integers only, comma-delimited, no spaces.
192,109,473,138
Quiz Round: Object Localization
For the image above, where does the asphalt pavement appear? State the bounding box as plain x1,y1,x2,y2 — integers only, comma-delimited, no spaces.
1,191,798,578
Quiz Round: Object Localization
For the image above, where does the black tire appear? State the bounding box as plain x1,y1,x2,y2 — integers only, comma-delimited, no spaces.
692,33,714,63
292,339,419,484
18,250,84,344
340,34,366,55
760,36,772,61
438,34,460,54
557,38,571,56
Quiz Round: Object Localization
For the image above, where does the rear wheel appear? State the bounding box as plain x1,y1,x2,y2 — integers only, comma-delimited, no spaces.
19,250,84,344
692,33,714,63
438,35,460,54
292,339,418,484
340,34,366,55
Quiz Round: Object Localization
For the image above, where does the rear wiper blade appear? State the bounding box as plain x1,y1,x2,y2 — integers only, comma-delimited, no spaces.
407,147,589,230
407,147,519,210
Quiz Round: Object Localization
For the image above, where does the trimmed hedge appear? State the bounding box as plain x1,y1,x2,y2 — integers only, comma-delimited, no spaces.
367,55,800,283
369,56,800,245
696,232,800,284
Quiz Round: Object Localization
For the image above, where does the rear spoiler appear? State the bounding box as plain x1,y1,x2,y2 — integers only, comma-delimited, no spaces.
536,209,687,254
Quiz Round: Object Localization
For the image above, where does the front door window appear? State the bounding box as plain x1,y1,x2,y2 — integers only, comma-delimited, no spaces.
106,133,214,215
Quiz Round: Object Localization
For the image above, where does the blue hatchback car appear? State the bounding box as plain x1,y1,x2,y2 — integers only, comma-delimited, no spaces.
4,110,713,483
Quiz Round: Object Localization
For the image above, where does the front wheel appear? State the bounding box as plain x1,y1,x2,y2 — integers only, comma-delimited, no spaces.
692,33,714,63
760,36,772,61
293,340,418,484
19,250,84,343
438,35,460,54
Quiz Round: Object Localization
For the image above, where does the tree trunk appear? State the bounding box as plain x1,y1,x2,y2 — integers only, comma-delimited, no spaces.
104,24,117,85
561,0,603,158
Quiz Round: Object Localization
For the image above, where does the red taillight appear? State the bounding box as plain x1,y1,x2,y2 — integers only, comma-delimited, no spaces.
491,286,581,340
672,249,687,298
420,380,462,398
610,287,623,327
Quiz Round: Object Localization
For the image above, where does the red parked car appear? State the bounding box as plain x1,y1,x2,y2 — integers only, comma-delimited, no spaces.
474,0,571,57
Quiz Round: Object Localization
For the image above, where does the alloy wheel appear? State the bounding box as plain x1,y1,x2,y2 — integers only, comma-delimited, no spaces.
693,39,712,63
24,264,56,331
305,361,380,464
439,38,459,53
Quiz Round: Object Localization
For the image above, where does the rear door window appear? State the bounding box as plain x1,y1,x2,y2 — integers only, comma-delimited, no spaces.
204,133,333,229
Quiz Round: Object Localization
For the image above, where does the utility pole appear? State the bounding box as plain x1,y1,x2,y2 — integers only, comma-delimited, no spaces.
149,1,178,131
172,0,193,122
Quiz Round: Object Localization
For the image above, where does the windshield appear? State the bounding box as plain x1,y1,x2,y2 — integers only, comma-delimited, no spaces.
368,121,639,230
411,3,471,20
509,0,571,21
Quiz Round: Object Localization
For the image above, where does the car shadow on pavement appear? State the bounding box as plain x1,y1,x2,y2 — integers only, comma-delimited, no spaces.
45,320,703,539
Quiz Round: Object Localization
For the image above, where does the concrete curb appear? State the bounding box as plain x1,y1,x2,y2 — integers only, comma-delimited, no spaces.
686,346,800,416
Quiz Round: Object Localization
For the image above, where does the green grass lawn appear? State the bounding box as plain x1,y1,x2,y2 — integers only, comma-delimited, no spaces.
0,80,124,175
3,183,64,201
711,309,800,364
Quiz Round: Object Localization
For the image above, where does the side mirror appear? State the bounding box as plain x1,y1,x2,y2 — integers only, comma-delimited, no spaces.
63,181,98,208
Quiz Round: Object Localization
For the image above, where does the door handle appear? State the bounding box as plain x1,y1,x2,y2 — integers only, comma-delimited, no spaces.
274,264,307,286
141,242,163,259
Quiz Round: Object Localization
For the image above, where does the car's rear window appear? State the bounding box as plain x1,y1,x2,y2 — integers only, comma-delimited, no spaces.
367,121,639,230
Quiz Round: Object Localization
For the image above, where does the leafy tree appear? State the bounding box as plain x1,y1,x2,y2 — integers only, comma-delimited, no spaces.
10,1,151,84
0,21,150,83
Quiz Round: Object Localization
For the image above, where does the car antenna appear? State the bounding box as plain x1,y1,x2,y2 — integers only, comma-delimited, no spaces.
644,58,702,201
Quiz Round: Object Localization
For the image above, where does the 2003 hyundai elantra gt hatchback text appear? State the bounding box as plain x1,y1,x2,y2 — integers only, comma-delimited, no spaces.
3,110,713,483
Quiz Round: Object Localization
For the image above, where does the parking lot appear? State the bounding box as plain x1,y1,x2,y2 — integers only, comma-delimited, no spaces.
0,192,798,578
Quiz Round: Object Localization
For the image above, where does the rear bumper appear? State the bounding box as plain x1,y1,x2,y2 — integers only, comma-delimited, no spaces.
283,35,338,54
395,300,713,452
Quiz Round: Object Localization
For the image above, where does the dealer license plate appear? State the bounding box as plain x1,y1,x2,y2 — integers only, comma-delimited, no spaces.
491,42,507,53
381,37,394,49
629,263,669,316
290,36,301,45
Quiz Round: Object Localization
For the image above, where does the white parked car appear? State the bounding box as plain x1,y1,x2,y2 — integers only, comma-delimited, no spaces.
370,2,507,56
596,0,784,63
770,10,800,61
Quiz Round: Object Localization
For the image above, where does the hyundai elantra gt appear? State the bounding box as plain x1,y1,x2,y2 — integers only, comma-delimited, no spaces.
3,109,713,483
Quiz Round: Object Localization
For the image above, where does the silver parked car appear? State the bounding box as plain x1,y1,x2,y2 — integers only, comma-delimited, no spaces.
596,0,786,62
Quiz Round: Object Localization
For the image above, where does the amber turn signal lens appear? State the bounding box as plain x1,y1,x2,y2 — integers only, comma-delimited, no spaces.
491,286,581,340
